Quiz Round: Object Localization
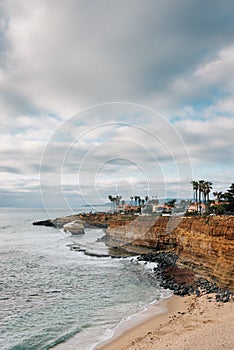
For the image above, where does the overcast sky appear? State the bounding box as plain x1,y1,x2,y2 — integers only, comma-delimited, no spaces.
0,0,234,209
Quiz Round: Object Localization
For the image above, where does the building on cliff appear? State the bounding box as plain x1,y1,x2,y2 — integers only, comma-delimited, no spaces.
188,202,206,214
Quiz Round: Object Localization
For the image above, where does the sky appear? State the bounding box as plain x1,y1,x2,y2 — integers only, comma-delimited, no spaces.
0,0,234,210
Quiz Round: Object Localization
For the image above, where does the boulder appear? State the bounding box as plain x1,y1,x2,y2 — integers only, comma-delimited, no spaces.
63,220,85,235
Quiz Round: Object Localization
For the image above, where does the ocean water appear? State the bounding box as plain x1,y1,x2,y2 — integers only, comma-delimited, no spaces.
0,208,171,350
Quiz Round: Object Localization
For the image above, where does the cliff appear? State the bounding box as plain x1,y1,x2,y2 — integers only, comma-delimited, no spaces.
33,213,234,291
105,215,234,290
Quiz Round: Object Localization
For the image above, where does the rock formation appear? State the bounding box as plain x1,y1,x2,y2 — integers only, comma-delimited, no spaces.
63,220,85,235
33,213,234,291
105,215,234,291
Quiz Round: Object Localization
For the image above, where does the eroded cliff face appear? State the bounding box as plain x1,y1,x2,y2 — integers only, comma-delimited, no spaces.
174,216,234,290
106,216,234,290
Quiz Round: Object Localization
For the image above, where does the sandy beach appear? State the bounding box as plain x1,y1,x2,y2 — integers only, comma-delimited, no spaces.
97,294,234,350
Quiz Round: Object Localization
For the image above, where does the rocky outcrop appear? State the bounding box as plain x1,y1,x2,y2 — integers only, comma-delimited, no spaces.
33,219,56,227
33,216,85,233
52,215,82,228
105,215,234,290
63,220,85,235
33,213,234,290
51,213,131,229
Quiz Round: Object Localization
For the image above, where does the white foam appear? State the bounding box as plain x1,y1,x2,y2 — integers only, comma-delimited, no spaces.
128,256,159,273
93,292,173,350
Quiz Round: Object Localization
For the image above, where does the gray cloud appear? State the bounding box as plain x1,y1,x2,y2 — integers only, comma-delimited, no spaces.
0,165,21,174
1,0,234,115
0,85,41,116
0,0,234,206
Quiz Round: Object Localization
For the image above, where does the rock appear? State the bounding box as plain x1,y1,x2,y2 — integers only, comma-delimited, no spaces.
63,220,85,235
105,215,234,291
33,213,234,293
222,295,230,303
52,216,81,228
33,219,56,227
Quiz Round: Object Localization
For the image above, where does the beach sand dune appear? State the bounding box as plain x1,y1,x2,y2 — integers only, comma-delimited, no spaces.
98,295,234,350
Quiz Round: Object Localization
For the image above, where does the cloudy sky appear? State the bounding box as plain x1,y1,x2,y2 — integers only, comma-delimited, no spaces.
0,0,234,209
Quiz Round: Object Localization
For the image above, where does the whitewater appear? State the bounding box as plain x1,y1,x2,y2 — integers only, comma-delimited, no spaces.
0,208,171,350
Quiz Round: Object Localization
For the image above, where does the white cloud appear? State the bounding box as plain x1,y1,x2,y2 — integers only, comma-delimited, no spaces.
1,0,234,206
194,46,234,87
176,116,234,169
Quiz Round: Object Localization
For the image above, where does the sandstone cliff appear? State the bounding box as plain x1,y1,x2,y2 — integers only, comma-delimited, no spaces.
33,213,234,290
105,215,234,290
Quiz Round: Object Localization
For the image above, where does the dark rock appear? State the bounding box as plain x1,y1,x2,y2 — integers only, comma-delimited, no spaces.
223,295,230,303
33,219,56,227
136,252,234,302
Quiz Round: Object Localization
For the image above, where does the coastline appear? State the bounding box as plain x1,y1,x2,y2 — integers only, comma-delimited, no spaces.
33,213,233,350
95,295,186,350
97,294,234,350
52,291,173,350
92,295,173,349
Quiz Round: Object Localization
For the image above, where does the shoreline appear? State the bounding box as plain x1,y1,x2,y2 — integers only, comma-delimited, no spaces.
93,295,172,349
33,212,233,349
95,295,187,350
52,293,174,350
96,294,234,350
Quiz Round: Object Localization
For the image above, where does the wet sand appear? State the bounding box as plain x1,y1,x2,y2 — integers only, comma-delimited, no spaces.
97,294,234,350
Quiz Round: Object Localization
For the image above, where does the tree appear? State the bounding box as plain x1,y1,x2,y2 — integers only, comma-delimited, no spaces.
198,180,205,203
116,195,122,210
134,196,138,205
191,181,199,211
222,183,234,212
108,195,122,212
203,181,213,204
166,199,176,207
191,180,213,214
223,183,234,201
213,191,222,203
108,195,114,212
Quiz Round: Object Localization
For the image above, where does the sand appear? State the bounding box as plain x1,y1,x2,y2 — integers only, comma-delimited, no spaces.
97,294,234,350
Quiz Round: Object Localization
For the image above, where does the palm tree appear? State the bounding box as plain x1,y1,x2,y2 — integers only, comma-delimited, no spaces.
116,195,122,211
198,180,205,214
130,196,133,205
198,180,205,201
145,195,149,203
213,191,222,203
134,196,138,205
191,181,199,211
203,181,213,204
108,195,113,212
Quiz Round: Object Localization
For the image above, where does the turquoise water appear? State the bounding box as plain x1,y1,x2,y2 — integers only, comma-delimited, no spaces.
0,208,171,350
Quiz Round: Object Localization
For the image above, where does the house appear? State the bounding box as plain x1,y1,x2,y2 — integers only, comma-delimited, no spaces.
188,202,206,213
142,203,168,214
117,203,141,214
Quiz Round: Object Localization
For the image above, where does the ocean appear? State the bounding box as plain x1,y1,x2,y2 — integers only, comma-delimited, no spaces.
0,208,172,350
